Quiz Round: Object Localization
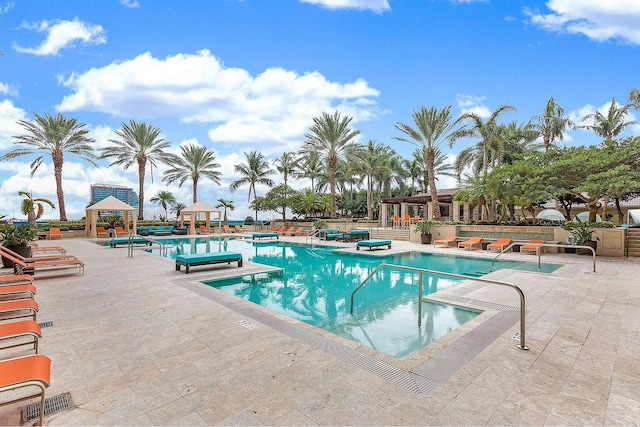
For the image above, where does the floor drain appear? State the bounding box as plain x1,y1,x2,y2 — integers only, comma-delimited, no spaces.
21,392,72,423
235,319,256,330
38,321,53,329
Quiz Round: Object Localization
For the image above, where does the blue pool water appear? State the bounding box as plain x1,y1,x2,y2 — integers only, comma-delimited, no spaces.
152,237,560,359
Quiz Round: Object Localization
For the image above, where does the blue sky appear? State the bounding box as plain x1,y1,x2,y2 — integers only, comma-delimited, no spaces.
1,0,639,221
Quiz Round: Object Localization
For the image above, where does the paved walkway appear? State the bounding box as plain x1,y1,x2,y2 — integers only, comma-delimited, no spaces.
1,235,638,425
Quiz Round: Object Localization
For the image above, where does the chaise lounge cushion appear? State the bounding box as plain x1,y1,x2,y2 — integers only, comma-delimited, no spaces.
356,239,392,250
175,252,243,273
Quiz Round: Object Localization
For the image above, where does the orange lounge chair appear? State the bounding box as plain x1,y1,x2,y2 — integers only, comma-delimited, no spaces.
234,225,248,233
458,237,483,250
0,355,51,426
198,225,213,234
223,224,236,233
393,215,400,229
0,320,42,354
30,246,67,255
269,224,279,232
287,226,304,236
0,249,84,276
280,226,294,235
0,275,34,286
48,227,62,240
404,215,411,228
0,284,36,301
114,226,127,236
487,238,513,252
521,239,545,255
275,225,285,234
0,299,39,321
95,226,109,238
433,235,458,248
0,245,78,263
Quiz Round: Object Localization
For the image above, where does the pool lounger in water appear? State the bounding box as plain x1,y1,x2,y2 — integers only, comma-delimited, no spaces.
175,252,243,274
356,239,392,250
109,237,152,247
252,232,279,240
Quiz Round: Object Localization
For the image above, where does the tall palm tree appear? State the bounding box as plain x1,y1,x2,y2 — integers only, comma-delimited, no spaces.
394,105,466,220
149,190,175,220
295,151,324,192
351,140,395,219
1,113,98,221
455,104,516,177
229,150,275,220
215,199,235,224
19,190,55,225
301,111,360,218
627,87,640,110
162,143,222,203
579,97,638,140
533,97,575,151
170,201,186,219
412,146,456,194
100,120,173,220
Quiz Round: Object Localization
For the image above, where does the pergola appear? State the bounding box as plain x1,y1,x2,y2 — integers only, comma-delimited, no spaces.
180,201,222,235
85,196,137,238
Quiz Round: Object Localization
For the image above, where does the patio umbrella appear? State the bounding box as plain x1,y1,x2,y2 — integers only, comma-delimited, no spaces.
536,209,565,222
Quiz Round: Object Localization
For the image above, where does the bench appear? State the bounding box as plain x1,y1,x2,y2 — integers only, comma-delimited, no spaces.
356,240,392,251
343,229,370,242
175,252,243,274
109,237,152,247
252,232,279,240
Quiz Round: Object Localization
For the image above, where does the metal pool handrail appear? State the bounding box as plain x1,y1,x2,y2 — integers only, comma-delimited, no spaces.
491,242,597,272
349,263,529,350
127,235,168,258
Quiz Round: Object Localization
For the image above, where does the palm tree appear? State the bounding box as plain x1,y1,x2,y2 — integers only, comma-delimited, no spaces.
100,120,173,220
301,111,360,218
412,146,456,194
149,190,175,220
19,190,55,225
351,140,395,219
162,143,222,203
579,97,638,140
627,87,640,110
1,113,98,221
170,201,186,219
229,151,275,220
394,106,466,220
215,199,235,224
455,104,516,177
295,151,324,192
533,97,575,151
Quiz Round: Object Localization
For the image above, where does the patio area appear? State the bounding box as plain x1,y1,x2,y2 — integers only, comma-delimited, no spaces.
1,235,638,425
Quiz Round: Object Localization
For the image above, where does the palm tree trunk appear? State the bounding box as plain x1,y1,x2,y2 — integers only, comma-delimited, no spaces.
367,174,373,219
53,155,67,221
137,159,146,220
426,148,441,220
329,155,337,219
192,178,198,203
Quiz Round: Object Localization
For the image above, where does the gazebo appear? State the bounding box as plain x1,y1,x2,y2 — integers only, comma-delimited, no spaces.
85,196,137,238
180,201,222,235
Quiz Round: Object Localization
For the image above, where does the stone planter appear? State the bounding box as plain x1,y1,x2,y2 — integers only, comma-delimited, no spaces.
420,233,432,244
1,245,32,268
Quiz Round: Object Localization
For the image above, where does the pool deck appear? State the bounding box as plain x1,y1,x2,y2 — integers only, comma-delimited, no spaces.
1,235,639,425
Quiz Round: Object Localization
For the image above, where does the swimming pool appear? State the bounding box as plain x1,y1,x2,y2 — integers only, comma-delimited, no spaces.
153,237,560,359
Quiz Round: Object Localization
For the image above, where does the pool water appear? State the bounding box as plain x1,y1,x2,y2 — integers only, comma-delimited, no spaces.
153,237,560,359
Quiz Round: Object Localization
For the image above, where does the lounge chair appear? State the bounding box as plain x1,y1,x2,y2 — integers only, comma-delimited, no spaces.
235,225,248,233
0,320,42,354
95,226,109,238
114,226,127,237
521,239,545,255
175,252,243,274
0,283,36,301
487,238,513,252
287,226,304,236
0,275,34,286
30,246,67,255
0,245,77,263
356,239,392,251
198,225,213,234
0,299,39,321
269,224,279,232
223,225,236,233
280,226,294,235
275,225,285,234
0,355,51,426
0,248,84,276
458,237,483,250
48,228,62,240
433,235,458,248
252,232,279,240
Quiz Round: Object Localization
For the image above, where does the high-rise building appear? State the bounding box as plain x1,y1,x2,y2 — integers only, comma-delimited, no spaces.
90,183,140,216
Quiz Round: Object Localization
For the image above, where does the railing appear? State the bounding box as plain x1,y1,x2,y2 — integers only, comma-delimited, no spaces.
305,229,321,245
349,263,529,350
491,242,597,273
127,235,169,258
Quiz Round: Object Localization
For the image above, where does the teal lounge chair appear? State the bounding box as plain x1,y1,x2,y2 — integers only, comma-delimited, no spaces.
175,252,243,274
356,240,392,251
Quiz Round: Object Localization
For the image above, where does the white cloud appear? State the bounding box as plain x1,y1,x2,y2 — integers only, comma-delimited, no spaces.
13,18,106,56
57,50,380,153
0,2,14,14
527,0,640,44
120,0,140,8
456,94,491,118
299,0,390,13
0,99,27,150
0,82,18,97
569,99,639,136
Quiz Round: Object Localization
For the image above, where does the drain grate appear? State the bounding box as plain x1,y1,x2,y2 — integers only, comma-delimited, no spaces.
21,392,72,423
38,321,53,329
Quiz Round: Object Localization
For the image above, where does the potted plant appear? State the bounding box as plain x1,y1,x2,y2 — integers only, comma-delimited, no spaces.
414,219,437,244
563,220,597,255
0,224,38,267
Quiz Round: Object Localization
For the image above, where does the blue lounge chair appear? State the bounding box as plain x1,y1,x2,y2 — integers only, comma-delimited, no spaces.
109,237,152,247
175,252,243,274
356,240,392,251
252,232,279,240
